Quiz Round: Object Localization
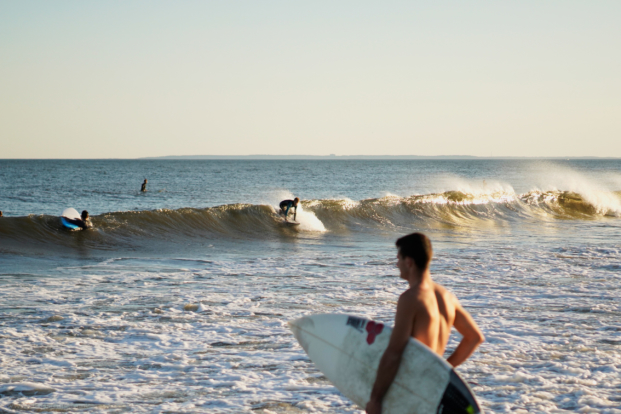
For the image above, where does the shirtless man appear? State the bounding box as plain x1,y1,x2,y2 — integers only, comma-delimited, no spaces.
366,233,484,414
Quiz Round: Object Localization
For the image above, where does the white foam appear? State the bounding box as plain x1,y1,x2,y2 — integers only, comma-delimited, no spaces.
0,383,55,395
1,235,621,413
340,198,360,210
382,192,402,199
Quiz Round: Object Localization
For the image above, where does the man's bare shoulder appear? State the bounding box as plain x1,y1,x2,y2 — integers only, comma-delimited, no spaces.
397,288,428,309
398,286,439,316
398,288,417,303
432,282,457,300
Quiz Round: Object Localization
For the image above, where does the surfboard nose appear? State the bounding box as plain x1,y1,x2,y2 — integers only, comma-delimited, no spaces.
288,316,315,353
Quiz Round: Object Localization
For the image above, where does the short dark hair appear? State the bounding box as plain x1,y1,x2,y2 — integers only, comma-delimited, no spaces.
396,233,433,269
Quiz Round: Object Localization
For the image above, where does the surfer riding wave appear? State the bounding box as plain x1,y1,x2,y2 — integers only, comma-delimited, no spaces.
279,197,299,222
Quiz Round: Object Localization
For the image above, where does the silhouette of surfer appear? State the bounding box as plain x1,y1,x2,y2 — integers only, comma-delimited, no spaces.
279,198,299,222
366,233,484,414
64,210,92,230
141,179,148,192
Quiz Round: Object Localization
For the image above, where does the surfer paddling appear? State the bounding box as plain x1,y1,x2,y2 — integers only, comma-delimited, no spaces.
63,210,93,230
366,233,484,414
279,197,299,222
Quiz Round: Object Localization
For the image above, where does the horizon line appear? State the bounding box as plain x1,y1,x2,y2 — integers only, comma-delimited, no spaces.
1,155,619,160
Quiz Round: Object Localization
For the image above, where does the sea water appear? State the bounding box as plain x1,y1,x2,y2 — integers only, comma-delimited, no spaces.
0,159,620,413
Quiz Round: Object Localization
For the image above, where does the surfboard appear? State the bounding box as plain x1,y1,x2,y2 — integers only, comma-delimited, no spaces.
60,208,81,230
289,314,482,414
277,209,300,226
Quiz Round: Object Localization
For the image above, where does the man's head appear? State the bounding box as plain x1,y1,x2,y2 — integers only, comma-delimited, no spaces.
396,233,433,276
144,179,148,183
81,210,89,220
293,197,300,205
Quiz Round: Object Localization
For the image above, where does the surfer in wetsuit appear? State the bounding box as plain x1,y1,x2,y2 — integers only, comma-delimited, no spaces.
366,233,485,414
279,197,299,222
141,179,148,192
64,210,93,230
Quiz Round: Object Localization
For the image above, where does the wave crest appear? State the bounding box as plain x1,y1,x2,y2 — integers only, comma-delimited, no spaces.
0,189,618,252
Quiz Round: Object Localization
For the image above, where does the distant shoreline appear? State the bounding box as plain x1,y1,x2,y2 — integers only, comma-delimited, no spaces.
1,155,619,160
138,155,617,160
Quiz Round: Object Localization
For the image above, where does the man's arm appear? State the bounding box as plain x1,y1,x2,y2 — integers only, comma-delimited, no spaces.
65,217,88,230
366,294,416,414
446,299,484,368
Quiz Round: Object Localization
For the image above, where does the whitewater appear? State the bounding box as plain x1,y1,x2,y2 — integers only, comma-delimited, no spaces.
1,159,620,413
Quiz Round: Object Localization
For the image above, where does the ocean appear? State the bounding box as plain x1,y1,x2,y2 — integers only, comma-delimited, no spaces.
1,159,620,413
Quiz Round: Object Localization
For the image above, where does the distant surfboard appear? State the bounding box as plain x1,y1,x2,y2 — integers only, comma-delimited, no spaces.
289,314,482,414
60,208,81,230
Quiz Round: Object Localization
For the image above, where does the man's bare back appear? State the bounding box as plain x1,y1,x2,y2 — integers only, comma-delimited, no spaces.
366,233,484,414
403,282,450,355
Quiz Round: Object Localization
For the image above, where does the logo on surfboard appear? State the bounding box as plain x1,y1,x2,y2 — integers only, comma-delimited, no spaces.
346,316,384,345
365,321,384,344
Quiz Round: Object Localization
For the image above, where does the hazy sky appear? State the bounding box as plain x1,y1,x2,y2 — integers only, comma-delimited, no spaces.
1,1,620,158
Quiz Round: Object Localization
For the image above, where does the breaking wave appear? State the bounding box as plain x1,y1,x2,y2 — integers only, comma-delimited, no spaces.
0,189,619,252
308,189,621,231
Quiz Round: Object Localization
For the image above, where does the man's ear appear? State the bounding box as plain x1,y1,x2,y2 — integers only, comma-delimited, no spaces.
405,256,416,271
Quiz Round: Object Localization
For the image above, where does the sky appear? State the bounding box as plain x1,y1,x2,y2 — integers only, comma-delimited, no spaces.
1,1,620,159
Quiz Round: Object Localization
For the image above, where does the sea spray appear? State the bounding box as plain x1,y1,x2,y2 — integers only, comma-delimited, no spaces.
294,205,326,232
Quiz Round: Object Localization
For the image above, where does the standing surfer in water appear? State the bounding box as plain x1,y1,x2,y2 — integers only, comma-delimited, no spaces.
141,179,148,192
366,233,485,414
64,210,93,230
279,197,299,222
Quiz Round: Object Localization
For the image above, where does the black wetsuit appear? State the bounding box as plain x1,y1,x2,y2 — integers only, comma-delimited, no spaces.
279,200,297,220
64,217,91,230
141,181,147,192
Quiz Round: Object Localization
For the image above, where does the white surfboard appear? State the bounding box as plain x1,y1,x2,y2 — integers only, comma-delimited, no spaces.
60,208,81,230
289,314,482,414
277,210,301,226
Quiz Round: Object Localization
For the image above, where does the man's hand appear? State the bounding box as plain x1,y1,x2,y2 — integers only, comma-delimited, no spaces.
365,398,382,414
